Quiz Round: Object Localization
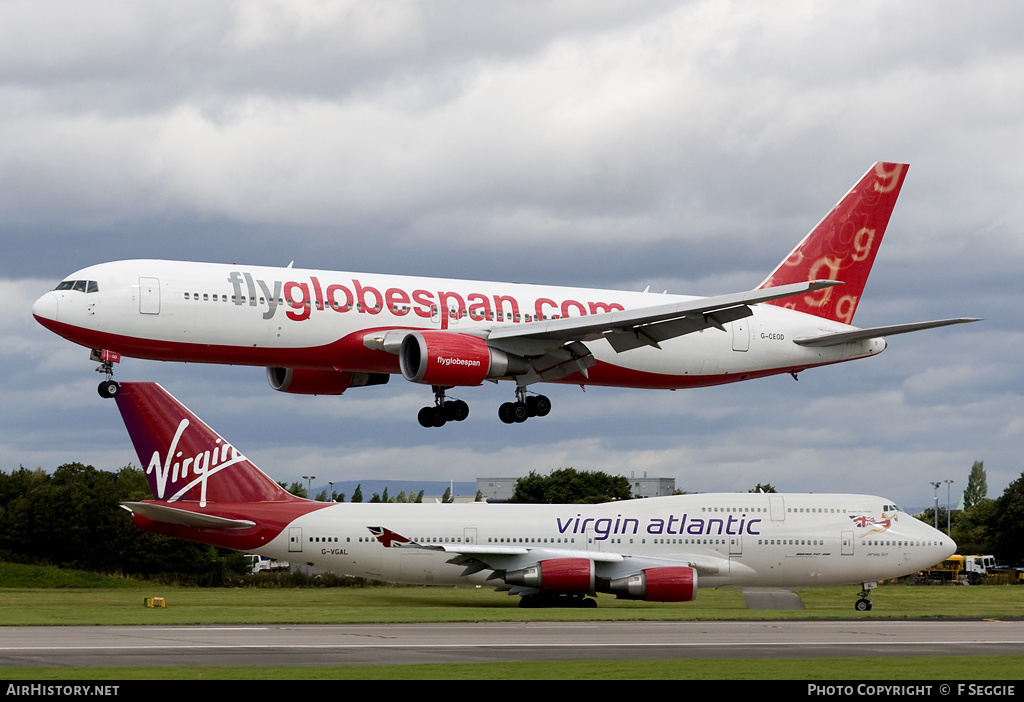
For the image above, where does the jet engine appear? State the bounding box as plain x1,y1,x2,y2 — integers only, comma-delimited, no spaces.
606,566,697,602
504,558,595,594
399,331,530,386
267,367,389,395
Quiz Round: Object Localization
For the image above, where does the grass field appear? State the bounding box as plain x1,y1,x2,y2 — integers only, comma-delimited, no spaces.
2,582,1024,625
1,562,1021,679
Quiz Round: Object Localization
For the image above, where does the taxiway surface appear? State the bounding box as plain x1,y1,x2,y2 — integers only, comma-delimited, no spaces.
2,620,1023,668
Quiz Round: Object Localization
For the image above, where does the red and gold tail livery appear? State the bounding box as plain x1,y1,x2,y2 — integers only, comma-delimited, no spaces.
758,162,908,324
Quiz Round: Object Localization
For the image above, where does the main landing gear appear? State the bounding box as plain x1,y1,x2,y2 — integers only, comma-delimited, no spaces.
498,387,551,424
417,386,470,428
417,386,553,427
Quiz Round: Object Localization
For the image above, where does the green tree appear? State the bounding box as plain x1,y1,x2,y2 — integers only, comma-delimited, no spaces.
963,461,987,510
509,468,632,504
0,464,228,580
351,484,363,503
991,472,1024,565
285,482,307,499
749,483,777,493
951,498,997,555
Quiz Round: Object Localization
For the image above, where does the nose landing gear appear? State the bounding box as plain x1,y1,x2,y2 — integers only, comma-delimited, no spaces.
92,349,121,399
854,582,876,611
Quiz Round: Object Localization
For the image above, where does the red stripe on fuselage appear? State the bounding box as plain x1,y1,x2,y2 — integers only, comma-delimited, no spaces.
33,315,404,373
34,314,842,390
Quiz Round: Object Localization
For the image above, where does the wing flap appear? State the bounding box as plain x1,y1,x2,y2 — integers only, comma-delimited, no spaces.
488,280,840,350
793,318,981,347
604,304,752,352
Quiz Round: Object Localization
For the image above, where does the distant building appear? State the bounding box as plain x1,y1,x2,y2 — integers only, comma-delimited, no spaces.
475,478,519,503
476,474,675,502
628,474,676,498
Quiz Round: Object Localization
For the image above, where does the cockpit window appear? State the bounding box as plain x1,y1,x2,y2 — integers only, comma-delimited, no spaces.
54,280,99,293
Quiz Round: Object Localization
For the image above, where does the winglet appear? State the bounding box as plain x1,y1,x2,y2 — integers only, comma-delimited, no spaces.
758,162,909,324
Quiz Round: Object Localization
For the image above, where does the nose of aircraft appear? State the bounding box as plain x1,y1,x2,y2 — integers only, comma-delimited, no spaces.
32,291,58,323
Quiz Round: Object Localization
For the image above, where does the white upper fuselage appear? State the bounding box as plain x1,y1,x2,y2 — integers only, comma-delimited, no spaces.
32,259,882,389
252,492,953,590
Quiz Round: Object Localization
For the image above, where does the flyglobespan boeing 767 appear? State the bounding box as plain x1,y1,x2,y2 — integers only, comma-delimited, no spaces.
34,162,977,425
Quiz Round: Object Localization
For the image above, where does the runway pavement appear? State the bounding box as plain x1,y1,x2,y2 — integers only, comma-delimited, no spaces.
2,620,1023,668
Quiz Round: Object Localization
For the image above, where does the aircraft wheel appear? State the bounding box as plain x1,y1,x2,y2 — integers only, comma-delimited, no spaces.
430,407,447,427
533,395,552,417
98,380,120,399
855,598,872,612
512,401,529,423
444,400,469,422
417,407,434,427
498,402,516,424
418,406,446,428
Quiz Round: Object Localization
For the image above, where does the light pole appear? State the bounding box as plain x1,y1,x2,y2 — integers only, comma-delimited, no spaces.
303,475,316,497
944,479,954,535
930,482,941,530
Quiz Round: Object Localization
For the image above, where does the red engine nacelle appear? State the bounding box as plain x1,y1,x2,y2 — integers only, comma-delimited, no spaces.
267,367,389,395
399,331,530,386
504,558,595,594
606,566,697,602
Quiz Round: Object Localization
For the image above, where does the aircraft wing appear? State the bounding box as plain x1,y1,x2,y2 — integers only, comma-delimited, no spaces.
367,527,729,579
121,501,256,529
486,280,843,353
792,317,981,347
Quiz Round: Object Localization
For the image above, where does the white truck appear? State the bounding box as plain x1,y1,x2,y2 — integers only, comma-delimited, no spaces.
961,555,997,584
244,554,290,574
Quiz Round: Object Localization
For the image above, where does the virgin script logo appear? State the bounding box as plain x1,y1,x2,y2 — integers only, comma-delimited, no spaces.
145,419,247,506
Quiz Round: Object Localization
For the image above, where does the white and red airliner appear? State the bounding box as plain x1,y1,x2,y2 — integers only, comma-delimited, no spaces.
33,162,977,426
116,381,956,609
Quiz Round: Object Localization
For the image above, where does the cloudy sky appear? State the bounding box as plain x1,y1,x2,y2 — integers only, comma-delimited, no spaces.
3,1,1021,511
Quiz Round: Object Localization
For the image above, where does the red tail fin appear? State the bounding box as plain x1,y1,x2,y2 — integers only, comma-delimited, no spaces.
115,382,299,505
758,162,908,324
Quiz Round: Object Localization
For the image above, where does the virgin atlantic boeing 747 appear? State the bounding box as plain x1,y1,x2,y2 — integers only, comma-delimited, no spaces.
33,162,978,426
115,381,956,609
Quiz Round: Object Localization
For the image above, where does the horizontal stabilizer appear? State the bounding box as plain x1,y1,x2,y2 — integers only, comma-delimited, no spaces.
121,501,256,529
793,318,981,347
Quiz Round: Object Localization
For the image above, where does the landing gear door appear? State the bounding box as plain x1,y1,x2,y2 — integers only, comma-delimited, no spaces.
139,277,160,315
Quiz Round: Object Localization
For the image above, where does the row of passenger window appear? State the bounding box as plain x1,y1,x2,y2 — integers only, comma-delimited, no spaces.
308,533,940,550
